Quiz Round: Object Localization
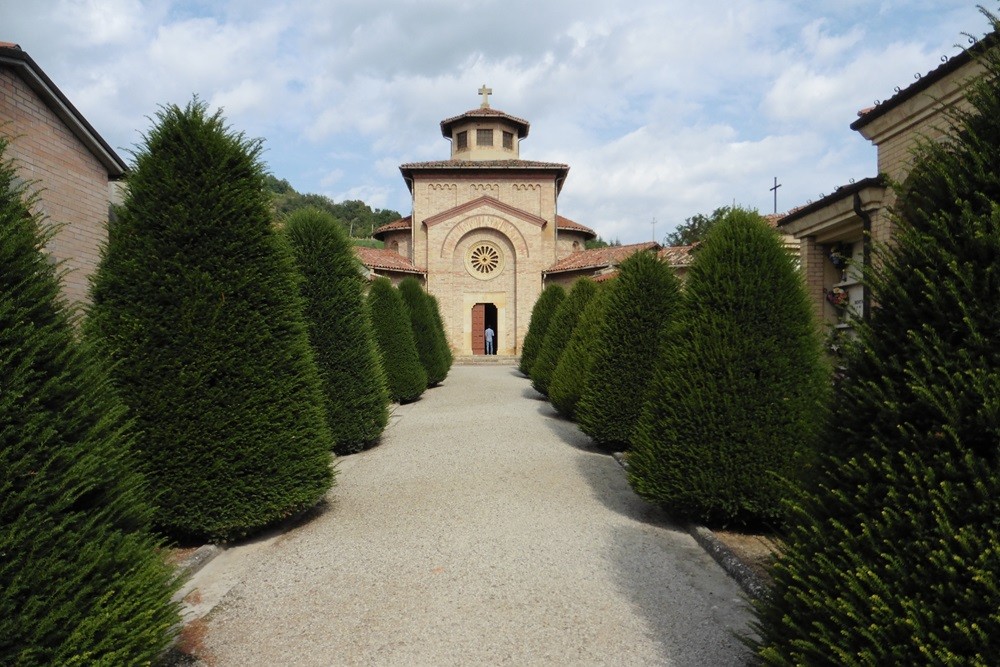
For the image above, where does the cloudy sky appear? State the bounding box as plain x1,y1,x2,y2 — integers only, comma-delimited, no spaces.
1,1,989,242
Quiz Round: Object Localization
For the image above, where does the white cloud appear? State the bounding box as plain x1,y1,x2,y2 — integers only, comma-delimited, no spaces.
0,0,988,242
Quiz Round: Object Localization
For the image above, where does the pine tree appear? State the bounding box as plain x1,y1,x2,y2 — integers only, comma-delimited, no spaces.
754,17,1000,663
368,277,427,402
398,277,450,386
531,278,598,396
87,100,334,542
284,207,389,454
548,285,610,420
519,284,565,375
629,208,828,526
0,137,179,663
577,250,681,450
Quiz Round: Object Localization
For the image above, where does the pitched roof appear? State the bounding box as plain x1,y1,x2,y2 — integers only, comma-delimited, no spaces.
777,176,887,226
0,42,126,176
400,158,568,170
658,244,695,267
440,107,530,138
372,215,412,236
556,215,596,238
545,241,660,274
353,246,424,274
592,270,619,283
851,30,997,131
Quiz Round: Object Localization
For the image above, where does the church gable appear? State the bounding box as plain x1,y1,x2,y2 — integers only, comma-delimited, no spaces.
423,195,547,229
398,89,580,357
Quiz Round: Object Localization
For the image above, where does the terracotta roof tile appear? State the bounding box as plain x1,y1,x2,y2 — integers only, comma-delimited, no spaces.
546,241,660,274
372,215,411,236
556,214,596,237
353,246,424,274
400,159,568,170
592,270,618,283
440,107,531,138
441,107,530,125
658,244,696,267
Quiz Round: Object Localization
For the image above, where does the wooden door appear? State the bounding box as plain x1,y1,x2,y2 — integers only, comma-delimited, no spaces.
471,303,485,355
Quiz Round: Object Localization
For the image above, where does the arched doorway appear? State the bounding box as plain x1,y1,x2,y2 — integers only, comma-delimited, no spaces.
471,302,499,355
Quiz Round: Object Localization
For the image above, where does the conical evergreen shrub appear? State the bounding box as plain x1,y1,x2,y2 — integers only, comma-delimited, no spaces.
519,284,565,375
577,250,681,450
87,100,334,542
284,208,389,454
754,18,1000,662
548,285,610,420
398,277,449,386
531,278,598,396
368,277,427,402
427,293,453,373
0,138,179,663
629,208,828,526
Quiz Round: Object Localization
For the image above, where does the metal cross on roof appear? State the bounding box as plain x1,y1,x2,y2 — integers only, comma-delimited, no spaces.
770,176,782,215
478,84,493,108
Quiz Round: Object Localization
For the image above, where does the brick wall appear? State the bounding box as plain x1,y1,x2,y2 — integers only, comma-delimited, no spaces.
1,67,113,309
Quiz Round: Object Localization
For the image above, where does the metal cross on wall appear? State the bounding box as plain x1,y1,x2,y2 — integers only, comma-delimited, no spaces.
770,176,782,215
479,84,492,108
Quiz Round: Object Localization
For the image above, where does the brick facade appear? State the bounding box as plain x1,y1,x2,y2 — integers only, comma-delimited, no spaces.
368,100,594,356
779,42,983,327
0,44,125,309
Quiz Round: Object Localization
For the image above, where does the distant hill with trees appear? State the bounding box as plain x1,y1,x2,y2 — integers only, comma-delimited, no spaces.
265,175,402,244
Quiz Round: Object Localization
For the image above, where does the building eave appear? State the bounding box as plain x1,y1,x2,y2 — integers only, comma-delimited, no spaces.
0,43,127,177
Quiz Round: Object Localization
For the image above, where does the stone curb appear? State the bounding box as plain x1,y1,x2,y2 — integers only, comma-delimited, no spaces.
611,451,768,601
172,544,224,582
687,525,768,601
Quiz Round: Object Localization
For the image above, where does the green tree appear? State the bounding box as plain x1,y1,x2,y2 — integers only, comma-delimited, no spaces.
577,250,681,450
398,277,450,386
663,205,730,246
585,235,622,249
629,208,827,526
426,293,453,374
284,207,390,454
531,278,599,396
0,137,179,663
548,285,611,420
519,284,566,376
754,16,1000,663
368,277,427,402
87,100,334,542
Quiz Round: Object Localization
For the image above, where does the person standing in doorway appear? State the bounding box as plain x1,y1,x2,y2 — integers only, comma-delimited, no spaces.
485,326,495,355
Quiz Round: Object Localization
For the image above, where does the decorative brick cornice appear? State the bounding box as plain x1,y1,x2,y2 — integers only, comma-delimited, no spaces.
422,195,547,229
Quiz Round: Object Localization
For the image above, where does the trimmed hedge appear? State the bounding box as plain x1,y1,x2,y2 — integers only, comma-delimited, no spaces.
426,293,453,375
0,137,179,663
87,100,334,542
368,277,427,402
628,208,828,526
519,284,565,375
284,208,389,454
577,250,681,449
398,277,450,386
531,278,599,396
753,16,1000,663
548,285,610,420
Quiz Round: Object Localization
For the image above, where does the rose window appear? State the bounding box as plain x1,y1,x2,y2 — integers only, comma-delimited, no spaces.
465,241,504,279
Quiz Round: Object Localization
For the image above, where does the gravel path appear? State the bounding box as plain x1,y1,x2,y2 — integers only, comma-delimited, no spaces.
195,365,752,665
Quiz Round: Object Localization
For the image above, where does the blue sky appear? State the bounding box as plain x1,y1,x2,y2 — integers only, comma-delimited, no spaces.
0,0,989,243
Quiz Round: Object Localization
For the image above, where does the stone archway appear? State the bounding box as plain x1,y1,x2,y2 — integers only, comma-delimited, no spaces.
446,226,517,355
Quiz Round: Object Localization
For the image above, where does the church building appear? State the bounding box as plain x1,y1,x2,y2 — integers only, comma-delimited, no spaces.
363,87,601,356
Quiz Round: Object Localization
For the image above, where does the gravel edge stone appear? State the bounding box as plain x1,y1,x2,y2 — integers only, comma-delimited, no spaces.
611,451,769,601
